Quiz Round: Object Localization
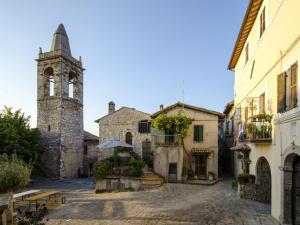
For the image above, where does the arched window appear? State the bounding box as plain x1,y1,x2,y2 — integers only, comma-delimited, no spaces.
44,67,55,96
125,132,132,145
68,72,77,98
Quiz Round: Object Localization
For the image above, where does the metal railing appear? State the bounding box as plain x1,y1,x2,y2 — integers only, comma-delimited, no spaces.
240,115,272,144
152,134,183,146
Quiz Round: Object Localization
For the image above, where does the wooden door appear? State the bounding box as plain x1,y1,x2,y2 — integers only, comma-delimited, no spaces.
293,156,300,225
195,155,207,177
125,132,132,145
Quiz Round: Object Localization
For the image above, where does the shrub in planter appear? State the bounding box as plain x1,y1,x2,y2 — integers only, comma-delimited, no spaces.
92,160,112,180
124,159,145,177
0,154,31,193
236,173,250,184
248,174,256,183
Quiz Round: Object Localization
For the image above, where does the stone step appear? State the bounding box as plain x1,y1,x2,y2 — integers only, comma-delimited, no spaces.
141,180,163,185
141,177,163,182
141,172,164,188
141,184,162,189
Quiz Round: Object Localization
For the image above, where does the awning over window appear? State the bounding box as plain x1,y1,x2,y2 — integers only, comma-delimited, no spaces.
191,148,212,155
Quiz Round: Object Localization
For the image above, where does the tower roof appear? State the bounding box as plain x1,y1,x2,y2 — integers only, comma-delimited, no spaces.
50,24,72,56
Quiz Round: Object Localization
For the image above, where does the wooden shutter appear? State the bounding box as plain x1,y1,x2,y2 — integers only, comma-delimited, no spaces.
199,125,204,141
245,106,248,121
194,125,204,142
290,63,298,109
260,7,266,37
194,125,199,142
245,43,249,64
277,72,286,113
259,93,265,113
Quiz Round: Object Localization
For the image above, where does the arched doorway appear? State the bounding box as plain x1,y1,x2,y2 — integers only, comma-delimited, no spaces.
283,153,300,224
292,156,300,225
256,157,271,203
125,132,132,145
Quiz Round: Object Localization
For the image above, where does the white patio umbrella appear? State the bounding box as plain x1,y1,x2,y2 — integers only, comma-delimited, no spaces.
97,140,133,149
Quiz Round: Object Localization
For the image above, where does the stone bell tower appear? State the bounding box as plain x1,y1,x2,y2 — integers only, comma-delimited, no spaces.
37,24,84,179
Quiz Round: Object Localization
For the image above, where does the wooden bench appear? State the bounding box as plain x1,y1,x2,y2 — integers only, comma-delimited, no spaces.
25,191,65,210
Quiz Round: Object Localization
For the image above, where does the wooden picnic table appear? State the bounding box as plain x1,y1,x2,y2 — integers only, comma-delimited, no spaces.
25,191,65,210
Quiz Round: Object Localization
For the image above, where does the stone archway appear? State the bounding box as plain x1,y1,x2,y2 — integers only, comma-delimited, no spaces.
283,153,300,225
256,157,271,204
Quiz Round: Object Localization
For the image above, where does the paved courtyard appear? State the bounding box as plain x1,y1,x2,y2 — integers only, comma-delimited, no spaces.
31,178,279,225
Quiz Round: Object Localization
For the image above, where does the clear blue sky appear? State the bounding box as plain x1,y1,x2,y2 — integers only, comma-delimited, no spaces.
0,0,248,135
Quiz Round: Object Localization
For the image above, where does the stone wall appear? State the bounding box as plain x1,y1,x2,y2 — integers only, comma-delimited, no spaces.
95,177,141,192
238,183,257,201
83,140,98,176
153,145,183,182
97,107,151,157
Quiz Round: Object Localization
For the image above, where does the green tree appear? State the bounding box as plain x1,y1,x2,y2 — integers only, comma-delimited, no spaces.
152,112,193,168
152,112,193,136
0,106,41,164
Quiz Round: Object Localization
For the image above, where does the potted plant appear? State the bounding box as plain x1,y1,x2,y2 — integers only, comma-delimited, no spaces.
208,171,214,181
246,123,255,139
187,169,194,180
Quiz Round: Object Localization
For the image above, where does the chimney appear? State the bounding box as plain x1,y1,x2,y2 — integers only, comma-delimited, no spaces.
108,101,115,114
160,104,164,111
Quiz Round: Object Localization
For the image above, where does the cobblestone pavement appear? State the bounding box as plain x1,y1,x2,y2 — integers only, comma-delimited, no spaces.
31,178,279,225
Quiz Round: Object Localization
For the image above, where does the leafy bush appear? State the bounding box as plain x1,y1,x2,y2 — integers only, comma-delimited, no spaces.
0,154,31,192
248,174,256,183
92,160,112,180
237,173,251,184
0,107,41,164
106,155,122,166
152,112,193,136
124,159,145,177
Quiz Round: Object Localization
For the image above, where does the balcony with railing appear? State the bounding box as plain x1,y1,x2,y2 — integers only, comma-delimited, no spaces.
240,114,272,144
152,134,183,146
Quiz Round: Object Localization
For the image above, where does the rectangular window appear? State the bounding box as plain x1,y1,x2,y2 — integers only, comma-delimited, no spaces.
259,93,265,114
260,7,266,37
84,145,88,155
194,125,204,142
245,43,249,64
290,63,298,109
138,121,151,133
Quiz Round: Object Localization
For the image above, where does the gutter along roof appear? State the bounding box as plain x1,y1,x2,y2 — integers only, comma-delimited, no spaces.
228,0,263,70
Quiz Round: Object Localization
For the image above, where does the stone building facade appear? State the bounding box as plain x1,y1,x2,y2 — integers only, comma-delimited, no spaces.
37,24,84,178
151,102,223,182
83,131,99,177
228,0,300,223
95,102,152,159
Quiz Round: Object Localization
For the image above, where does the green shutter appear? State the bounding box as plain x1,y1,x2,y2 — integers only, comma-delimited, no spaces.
199,125,203,141
194,125,204,142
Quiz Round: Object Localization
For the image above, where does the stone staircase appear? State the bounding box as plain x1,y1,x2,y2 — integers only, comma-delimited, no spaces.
141,172,164,189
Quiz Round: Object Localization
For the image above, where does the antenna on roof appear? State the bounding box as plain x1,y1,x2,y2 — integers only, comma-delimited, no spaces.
181,80,185,112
